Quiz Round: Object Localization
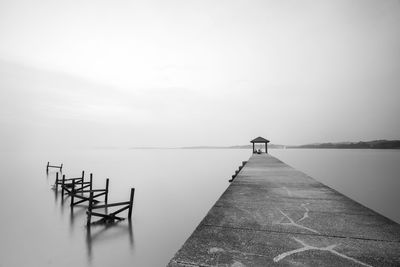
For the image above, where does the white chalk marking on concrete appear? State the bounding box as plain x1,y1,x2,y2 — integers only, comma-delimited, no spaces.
208,246,268,266
297,203,310,222
230,260,245,267
229,248,268,258
209,247,225,254
277,208,320,234
273,237,373,267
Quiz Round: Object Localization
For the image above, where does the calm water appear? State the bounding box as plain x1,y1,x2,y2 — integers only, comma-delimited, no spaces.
270,149,400,224
0,148,399,267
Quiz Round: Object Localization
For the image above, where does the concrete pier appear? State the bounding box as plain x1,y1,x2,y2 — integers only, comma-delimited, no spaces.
168,154,400,266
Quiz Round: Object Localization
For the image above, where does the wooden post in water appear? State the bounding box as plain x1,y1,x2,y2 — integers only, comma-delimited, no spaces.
89,173,93,191
61,174,66,195
60,163,63,172
46,162,49,172
87,192,93,226
70,179,75,207
128,188,135,219
82,170,85,179
105,178,109,204
55,172,59,190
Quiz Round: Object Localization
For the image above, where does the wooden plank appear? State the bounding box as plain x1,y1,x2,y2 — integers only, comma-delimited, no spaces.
74,184,91,192
92,192,106,199
90,201,130,209
79,189,106,193
72,194,100,202
89,211,124,221
65,177,83,181
110,205,130,216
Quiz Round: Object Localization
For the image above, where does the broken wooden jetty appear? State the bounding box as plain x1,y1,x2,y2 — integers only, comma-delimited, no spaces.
50,165,135,225
86,187,135,225
70,176,109,208
168,153,400,266
53,171,109,207
54,171,84,192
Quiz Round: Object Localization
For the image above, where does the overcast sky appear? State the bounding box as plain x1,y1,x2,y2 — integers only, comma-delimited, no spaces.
1,0,400,149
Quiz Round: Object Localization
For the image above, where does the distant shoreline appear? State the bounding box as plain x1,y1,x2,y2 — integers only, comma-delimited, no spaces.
124,140,400,150
91,140,400,150
179,140,400,150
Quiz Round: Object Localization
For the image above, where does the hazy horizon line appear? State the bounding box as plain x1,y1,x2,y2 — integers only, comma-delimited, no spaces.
88,139,400,150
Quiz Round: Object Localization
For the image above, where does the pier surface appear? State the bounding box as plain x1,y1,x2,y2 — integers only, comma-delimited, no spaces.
168,154,400,266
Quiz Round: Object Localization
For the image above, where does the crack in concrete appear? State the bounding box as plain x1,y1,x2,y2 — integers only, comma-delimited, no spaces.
273,237,373,267
213,204,376,217
201,223,400,243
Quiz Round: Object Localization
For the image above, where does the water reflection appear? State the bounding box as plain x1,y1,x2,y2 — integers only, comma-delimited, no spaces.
86,220,134,262
60,192,68,210
69,205,87,230
53,184,58,202
46,169,62,179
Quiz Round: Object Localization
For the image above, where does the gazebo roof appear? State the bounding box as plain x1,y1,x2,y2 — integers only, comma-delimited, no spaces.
251,136,270,143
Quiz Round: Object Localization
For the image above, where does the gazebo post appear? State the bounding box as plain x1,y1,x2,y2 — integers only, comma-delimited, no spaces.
250,136,270,154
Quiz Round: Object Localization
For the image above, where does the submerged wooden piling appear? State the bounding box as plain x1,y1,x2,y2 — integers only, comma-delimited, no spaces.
70,179,75,207
105,178,109,204
128,188,135,219
55,172,59,190
61,175,65,195
87,192,94,226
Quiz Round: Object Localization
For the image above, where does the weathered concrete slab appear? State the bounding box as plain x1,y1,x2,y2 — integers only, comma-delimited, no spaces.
168,154,400,266
202,205,400,241
169,225,400,267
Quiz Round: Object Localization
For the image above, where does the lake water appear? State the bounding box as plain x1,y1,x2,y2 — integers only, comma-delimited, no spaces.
270,149,400,224
0,148,399,267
